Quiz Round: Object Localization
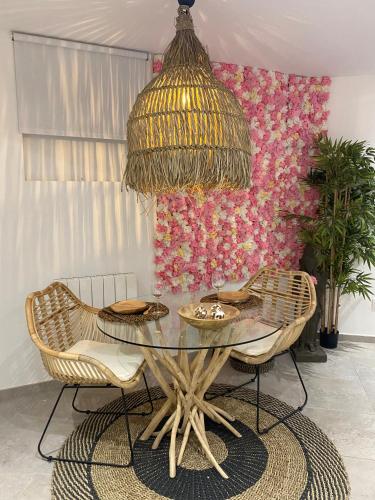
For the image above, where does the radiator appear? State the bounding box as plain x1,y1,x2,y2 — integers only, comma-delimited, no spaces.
56,273,138,308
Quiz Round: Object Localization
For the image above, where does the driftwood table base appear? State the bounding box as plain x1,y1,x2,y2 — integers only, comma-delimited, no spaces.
140,338,240,479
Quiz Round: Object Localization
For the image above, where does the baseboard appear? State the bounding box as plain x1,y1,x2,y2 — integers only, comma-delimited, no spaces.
340,333,375,343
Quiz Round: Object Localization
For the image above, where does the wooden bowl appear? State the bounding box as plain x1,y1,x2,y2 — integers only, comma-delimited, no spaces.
178,303,240,331
109,300,148,314
218,290,250,304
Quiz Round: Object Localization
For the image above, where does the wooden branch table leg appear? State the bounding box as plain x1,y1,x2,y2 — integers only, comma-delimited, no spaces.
139,325,240,480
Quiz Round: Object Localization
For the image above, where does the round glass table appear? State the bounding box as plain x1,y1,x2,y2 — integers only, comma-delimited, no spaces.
97,293,283,479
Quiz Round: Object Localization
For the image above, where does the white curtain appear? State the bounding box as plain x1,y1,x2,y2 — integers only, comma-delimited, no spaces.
13,33,152,181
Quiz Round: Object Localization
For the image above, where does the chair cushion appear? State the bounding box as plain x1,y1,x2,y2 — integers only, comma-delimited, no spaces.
233,322,283,357
66,340,144,382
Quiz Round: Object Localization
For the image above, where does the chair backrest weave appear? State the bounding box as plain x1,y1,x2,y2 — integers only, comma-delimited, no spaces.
27,282,83,352
242,267,315,327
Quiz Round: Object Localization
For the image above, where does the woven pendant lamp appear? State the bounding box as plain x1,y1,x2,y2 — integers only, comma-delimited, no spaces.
124,0,251,195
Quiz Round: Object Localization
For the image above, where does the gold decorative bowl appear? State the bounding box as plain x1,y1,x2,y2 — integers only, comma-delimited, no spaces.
178,302,240,331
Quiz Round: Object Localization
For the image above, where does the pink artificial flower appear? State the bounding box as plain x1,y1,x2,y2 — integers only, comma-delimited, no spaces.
153,60,163,74
153,62,331,291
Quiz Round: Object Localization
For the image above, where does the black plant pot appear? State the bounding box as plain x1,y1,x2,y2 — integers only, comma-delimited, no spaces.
320,327,339,349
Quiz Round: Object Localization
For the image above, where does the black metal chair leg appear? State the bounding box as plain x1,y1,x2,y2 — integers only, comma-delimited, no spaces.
71,384,85,413
121,388,134,467
256,349,308,435
38,384,67,462
38,384,140,467
71,374,154,417
142,372,154,415
290,348,308,410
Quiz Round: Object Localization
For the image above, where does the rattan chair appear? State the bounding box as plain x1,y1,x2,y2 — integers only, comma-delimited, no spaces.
25,282,153,467
229,267,316,433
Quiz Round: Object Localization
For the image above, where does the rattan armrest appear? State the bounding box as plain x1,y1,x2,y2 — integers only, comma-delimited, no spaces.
26,283,147,388
39,341,145,388
81,304,100,314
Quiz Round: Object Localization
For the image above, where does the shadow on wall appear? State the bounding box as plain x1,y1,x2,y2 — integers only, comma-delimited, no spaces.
0,31,154,389
0,0,174,51
0,0,346,76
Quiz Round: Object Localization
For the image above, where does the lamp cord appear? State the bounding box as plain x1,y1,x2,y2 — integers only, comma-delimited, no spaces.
176,5,194,31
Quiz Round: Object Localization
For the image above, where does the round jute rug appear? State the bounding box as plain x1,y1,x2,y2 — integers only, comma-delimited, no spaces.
51,385,350,500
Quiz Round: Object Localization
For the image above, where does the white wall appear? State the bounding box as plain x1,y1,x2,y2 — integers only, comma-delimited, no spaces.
0,31,155,390
2,35,375,391
327,75,375,336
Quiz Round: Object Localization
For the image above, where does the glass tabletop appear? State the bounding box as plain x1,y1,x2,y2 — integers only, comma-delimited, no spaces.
96,292,283,351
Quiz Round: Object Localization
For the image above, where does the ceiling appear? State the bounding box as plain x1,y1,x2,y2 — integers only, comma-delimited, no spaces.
0,0,374,77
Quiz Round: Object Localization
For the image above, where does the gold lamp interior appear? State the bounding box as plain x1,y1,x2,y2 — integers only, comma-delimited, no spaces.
123,5,252,196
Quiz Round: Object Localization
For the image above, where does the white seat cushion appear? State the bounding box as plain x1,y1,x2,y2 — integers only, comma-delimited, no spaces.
66,340,144,382
233,322,283,357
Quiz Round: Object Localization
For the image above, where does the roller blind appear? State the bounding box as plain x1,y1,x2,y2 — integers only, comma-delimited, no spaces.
13,33,151,181
14,33,150,140
22,135,128,182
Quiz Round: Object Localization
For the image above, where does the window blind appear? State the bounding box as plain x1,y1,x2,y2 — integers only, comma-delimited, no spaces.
13,33,151,181
22,135,127,182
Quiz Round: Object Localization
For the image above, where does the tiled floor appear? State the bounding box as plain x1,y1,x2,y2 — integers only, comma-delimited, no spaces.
1,341,375,499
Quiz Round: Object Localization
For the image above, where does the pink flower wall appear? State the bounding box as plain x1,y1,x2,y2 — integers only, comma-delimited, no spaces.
153,57,331,292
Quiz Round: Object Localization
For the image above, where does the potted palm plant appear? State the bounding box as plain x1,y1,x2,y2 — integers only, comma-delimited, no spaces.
295,136,375,348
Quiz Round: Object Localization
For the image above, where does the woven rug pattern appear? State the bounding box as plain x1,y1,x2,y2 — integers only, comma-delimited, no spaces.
52,385,350,500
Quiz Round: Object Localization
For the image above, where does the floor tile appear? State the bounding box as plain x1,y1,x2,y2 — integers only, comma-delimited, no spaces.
304,407,375,460
304,375,374,413
19,473,51,500
0,341,375,497
359,380,375,413
343,456,375,500
298,354,358,381
0,473,30,500
0,472,51,500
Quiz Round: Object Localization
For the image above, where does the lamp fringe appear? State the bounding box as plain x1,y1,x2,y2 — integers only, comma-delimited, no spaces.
124,5,251,195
